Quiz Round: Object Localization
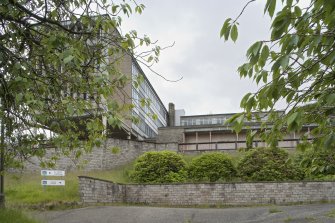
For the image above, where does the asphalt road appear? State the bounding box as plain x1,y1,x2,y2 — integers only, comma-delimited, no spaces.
35,203,335,223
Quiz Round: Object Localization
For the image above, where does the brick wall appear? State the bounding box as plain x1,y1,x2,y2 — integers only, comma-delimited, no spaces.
21,138,178,172
79,176,335,205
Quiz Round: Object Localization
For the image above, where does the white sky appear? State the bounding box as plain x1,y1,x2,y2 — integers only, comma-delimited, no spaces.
122,0,273,115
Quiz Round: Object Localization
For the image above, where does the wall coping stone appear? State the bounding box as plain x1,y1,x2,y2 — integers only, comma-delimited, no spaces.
78,176,335,186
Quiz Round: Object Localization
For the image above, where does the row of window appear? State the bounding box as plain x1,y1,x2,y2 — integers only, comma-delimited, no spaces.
181,117,229,126
132,111,157,138
180,113,272,126
131,62,167,120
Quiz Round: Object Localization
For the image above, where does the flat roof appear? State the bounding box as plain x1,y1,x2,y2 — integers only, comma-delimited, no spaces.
180,111,285,119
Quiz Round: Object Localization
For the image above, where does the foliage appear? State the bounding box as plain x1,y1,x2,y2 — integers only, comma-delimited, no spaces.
187,152,236,182
295,147,335,178
221,0,335,150
237,147,304,181
131,151,187,183
0,208,39,223
0,0,160,170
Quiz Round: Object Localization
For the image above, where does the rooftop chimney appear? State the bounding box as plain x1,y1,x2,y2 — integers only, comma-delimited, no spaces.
168,103,175,127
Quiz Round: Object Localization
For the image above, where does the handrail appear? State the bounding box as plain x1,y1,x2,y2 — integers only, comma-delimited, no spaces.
178,138,313,152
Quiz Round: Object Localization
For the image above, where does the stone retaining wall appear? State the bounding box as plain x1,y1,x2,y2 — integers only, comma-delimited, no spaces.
22,138,177,172
79,176,335,205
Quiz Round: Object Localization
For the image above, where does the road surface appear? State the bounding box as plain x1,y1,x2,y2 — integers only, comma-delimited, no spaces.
35,203,335,223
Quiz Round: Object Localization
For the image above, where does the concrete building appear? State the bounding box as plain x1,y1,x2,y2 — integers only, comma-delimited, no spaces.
157,103,315,152
130,61,168,139
60,15,168,141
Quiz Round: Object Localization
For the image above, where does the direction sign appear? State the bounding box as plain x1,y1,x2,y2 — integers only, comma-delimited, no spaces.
41,180,65,186
41,170,65,176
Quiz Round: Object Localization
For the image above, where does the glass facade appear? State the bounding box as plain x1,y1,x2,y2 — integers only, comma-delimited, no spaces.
131,62,167,138
180,112,272,127
181,115,229,126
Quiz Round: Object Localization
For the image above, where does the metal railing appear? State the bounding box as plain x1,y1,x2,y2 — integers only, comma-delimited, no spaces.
178,138,312,152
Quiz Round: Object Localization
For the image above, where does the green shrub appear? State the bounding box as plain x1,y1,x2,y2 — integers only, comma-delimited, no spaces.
296,148,335,178
187,152,236,182
237,147,304,181
131,151,187,183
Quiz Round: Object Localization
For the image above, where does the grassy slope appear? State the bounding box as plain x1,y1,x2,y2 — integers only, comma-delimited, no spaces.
0,209,39,223
5,163,133,207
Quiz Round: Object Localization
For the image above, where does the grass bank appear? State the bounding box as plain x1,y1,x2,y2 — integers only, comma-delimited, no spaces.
5,163,133,209
0,208,39,223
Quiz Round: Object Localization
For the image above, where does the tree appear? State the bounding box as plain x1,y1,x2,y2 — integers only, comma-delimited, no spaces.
0,0,161,206
221,0,335,149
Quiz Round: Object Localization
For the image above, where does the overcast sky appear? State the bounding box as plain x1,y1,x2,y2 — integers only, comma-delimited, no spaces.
121,0,273,115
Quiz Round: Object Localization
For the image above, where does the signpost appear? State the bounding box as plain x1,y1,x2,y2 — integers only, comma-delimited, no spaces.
41,170,65,189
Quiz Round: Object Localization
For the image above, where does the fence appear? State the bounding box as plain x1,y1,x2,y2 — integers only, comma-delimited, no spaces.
178,138,312,152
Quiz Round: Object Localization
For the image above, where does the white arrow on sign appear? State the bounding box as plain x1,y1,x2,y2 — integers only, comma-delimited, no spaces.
41,180,65,186
41,170,65,176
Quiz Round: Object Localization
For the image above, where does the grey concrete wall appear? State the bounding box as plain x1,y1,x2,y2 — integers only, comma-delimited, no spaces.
79,176,335,206
22,138,178,172
156,127,185,143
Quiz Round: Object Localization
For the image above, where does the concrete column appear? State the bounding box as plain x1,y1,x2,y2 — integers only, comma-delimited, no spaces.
235,133,239,150
209,131,212,149
102,116,107,136
196,132,198,150
182,132,185,151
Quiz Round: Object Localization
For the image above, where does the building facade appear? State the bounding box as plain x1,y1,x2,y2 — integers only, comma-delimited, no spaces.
103,52,168,140
60,15,169,141
157,103,315,151
130,61,168,139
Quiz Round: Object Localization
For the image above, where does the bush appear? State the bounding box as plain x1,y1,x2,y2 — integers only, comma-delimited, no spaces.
296,148,335,178
131,151,187,183
187,152,236,182
237,147,304,181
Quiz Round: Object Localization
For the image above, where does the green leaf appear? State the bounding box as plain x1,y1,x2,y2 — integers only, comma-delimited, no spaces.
64,55,74,64
264,0,276,17
326,93,335,105
262,70,268,83
247,41,263,58
261,45,269,61
230,24,238,42
152,113,158,120
280,55,289,69
220,18,232,40
294,6,302,17
108,116,120,128
287,112,301,128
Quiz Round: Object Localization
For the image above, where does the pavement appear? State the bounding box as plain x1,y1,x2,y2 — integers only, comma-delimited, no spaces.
35,203,335,223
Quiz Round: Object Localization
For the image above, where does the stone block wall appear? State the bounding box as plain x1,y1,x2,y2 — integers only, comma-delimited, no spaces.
79,176,335,206
22,138,178,172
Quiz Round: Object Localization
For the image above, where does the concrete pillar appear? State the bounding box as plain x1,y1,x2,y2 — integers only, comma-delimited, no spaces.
235,133,239,150
102,116,107,136
196,132,198,150
209,131,212,149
